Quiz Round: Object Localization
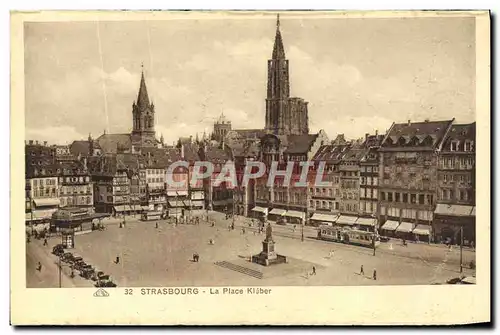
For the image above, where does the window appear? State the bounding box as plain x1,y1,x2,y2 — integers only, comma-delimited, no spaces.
419,194,425,204
360,188,366,198
410,194,417,204
449,189,454,200
309,200,314,207
395,192,400,202
367,177,372,185
464,141,474,152
388,193,393,202
459,190,466,201
443,175,448,182
381,192,386,201
373,177,378,186
367,167,372,173
335,202,339,210
451,141,459,151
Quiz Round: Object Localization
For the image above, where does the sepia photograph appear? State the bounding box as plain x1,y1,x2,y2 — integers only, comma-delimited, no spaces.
10,10,490,325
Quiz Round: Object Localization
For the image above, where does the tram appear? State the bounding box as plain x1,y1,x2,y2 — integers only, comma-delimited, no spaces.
317,225,380,248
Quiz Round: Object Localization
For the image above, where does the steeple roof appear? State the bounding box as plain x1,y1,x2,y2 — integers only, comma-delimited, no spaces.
137,65,150,109
272,14,286,59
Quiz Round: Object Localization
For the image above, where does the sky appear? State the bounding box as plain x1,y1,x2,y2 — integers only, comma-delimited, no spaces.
24,14,476,145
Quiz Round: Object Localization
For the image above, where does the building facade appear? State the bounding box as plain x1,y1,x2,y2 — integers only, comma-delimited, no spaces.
359,133,384,219
25,141,60,224
378,120,454,241
58,160,93,210
433,122,476,245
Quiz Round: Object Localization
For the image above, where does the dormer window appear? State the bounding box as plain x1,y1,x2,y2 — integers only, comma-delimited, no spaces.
464,140,474,152
450,141,459,152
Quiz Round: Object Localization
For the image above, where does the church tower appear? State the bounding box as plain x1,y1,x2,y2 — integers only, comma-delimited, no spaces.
131,65,156,150
265,14,309,136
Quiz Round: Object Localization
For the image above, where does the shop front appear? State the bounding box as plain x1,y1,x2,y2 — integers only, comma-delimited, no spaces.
433,204,475,246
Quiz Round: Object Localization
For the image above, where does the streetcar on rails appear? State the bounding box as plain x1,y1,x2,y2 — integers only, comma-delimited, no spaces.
317,225,380,248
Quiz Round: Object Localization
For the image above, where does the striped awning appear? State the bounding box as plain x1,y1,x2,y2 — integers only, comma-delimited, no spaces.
356,217,377,227
269,208,287,216
396,221,415,233
381,220,399,231
284,210,305,220
336,215,358,226
413,224,431,236
310,213,338,222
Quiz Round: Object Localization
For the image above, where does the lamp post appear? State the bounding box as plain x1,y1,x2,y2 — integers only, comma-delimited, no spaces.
372,214,376,256
460,225,464,274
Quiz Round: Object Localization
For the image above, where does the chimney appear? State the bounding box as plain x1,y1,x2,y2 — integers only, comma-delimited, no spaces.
407,120,411,126
375,129,378,136
181,144,185,159
35,140,39,145
189,135,193,144
365,133,369,143
83,157,88,170
29,140,33,145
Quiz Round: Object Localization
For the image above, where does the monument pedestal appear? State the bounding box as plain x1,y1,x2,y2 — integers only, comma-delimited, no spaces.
251,223,287,267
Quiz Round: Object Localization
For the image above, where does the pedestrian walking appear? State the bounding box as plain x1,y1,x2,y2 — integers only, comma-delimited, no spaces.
373,269,377,281
242,228,246,234
312,266,316,275
360,265,364,276
43,238,48,246
155,222,159,229
37,262,42,271
115,256,120,264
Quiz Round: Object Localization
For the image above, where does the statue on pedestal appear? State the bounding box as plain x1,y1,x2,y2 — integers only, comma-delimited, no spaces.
265,222,273,242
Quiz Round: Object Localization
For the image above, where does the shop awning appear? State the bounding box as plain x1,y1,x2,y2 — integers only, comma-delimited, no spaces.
25,208,58,221
269,208,287,216
434,204,474,217
168,201,184,207
190,200,204,207
284,210,305,220
114,205,129,212
356,217,377,227
167,190,188,197
141,206,150,211
413,224,431,236
381,220,399,231
470,207,476,216
336,215,358,226
310,213,338,222
212,199,230,206
33,198,60,207
251,206,268,215
396,221,415,233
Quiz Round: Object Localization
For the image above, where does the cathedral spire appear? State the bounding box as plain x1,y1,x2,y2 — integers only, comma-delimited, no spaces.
137,63,150,109
272,14,285,59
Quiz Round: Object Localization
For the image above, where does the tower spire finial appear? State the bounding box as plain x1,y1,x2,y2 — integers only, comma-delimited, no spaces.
277,13,280,29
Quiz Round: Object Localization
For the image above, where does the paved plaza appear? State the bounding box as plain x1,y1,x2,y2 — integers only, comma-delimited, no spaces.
26,211,475,288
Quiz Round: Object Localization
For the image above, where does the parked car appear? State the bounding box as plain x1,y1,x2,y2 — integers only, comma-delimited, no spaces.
52,244,64,256
379,236,391,243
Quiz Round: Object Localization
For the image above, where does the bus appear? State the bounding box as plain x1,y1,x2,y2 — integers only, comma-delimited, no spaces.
317,225,380,248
